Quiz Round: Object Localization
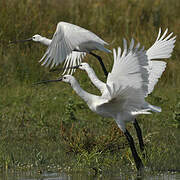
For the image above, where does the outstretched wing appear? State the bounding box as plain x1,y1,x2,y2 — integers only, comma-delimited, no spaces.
39,22,87,70
145,28,176,96
146,28,176,60
39,22,110,70
107,39,149,96
98,39,149,113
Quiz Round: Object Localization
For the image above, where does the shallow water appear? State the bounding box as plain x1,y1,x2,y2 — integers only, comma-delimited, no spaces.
1,170,180,180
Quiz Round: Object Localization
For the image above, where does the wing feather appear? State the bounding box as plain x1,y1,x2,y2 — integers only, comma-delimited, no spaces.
39,22,87,72
146,28,176,60
107,39,149,92
98,40,149,113
145,28,176,95
39,21,111,74
62,22,111,53
145,61,166,96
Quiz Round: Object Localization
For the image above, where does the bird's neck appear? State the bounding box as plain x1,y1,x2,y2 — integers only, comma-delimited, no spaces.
85,67,106,93
39,36,52,46
70,78,96,104
86,67,98,81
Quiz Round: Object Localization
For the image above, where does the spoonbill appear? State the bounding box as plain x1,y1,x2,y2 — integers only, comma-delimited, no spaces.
10,21,111,76
70,28,176,152
35,39,162,171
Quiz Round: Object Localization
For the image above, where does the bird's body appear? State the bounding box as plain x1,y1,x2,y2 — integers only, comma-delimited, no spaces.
66,77,138,124
57,41,160,132
56,41,160,171
39,22,110,68
69,29,175,166
13,21,110,75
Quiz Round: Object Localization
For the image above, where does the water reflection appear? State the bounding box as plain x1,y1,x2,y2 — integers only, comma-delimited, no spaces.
0,170,179,180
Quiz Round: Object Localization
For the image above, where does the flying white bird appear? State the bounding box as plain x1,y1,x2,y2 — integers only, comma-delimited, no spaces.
35,40,162,171
10,21,111,76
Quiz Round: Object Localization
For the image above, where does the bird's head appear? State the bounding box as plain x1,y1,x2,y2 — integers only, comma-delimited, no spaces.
32,34,42,42
78,62,90,70
61,75,74,83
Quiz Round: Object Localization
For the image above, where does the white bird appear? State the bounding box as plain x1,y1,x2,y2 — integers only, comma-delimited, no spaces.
70,28,176,154
11,21,111,76
35,40,162,171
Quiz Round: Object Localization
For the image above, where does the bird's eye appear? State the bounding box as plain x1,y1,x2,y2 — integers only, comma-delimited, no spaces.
79,65,82,67
63,77,66,79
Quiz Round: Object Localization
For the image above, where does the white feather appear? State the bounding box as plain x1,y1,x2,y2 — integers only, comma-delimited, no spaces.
144,28,176,96
39,21,111,73
146,28,176,60
145,61,166,96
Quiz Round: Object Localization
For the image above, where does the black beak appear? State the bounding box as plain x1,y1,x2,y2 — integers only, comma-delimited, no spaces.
50,65,80,72
9,37,32,44
33,78,63,85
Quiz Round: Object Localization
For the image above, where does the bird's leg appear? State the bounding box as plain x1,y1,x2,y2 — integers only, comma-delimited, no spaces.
89,52,108,77
124,129,144,171
133,119,145,153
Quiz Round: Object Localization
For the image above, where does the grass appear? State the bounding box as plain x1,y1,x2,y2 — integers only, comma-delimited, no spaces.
0,0,180,174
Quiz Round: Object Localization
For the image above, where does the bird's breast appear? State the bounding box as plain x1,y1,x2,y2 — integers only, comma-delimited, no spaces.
87,101,112,118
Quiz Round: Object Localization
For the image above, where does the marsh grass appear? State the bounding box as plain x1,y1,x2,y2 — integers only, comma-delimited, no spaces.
0,0,180,173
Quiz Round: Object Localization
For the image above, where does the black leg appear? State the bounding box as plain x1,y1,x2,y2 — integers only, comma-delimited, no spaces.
89,52,108,77
124,129,144,171
133,119,145,152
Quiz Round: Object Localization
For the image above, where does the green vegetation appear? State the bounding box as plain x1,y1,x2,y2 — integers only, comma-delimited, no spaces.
0,0,180,174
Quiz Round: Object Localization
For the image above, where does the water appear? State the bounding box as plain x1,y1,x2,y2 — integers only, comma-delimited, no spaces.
0,170,180,180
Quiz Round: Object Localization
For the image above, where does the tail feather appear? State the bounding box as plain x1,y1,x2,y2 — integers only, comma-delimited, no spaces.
97,44,111,53
131,103,161,115
131,110,152,115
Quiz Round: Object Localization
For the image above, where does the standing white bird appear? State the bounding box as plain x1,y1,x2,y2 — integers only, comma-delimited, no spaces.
10,21,111,76
35,40,162,171
69,28,176,153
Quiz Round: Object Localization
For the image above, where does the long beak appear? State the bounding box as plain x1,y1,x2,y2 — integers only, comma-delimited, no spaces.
9,37,32,44
50,65,80,72
33,78,63,85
